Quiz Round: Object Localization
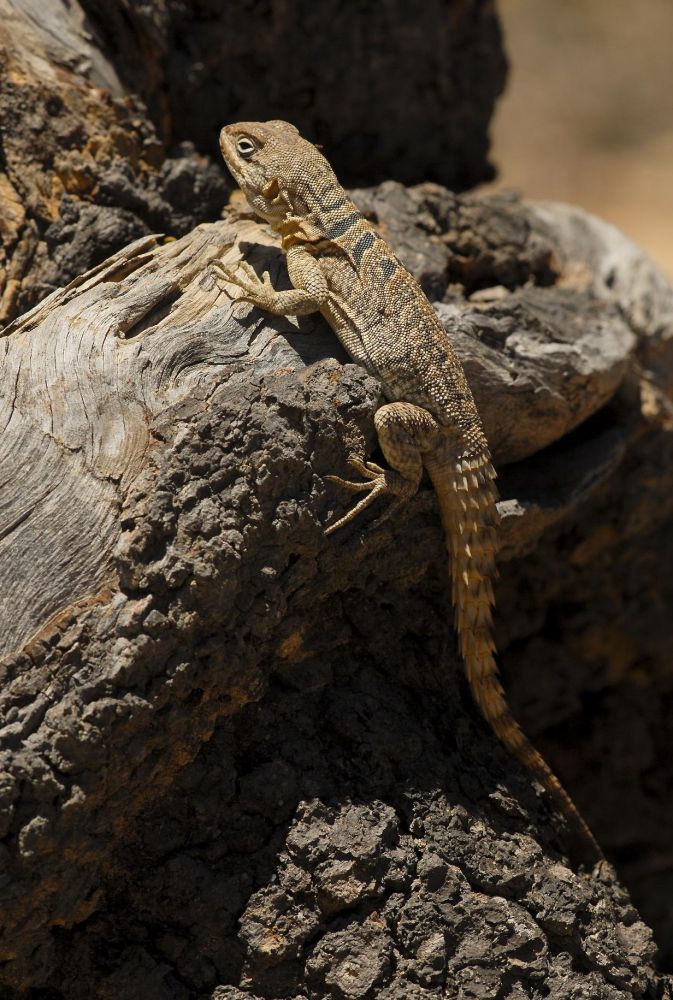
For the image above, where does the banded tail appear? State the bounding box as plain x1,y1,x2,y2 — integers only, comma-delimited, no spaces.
425,447,603,862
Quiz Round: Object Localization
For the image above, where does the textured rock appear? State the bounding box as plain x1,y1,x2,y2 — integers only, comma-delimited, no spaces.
0,0,506,326
1,183,672,995
0,0,228,324
3,1,673,994
79,0,506,189
0,201,638,659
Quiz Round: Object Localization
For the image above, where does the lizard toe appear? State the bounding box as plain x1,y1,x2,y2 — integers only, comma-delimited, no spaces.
325,465,416,535
324,474,374,494
346,456,386,480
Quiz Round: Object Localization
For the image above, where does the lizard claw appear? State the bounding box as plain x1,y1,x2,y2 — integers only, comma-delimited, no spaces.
345,456,387,479
324,456,386,493
211,259,238,284
211,260,245,299
211,259,275,309
325,455,415,535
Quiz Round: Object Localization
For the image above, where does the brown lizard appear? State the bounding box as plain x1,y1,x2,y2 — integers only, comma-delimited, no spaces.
215,118,602,863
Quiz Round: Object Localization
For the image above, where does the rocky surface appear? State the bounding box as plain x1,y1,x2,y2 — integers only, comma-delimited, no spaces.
79,0,506,189
0,0,505,326
0,184,672,996
0,0,225,325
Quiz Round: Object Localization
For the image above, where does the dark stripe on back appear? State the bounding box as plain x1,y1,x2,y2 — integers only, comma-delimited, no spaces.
316,181,349,212
319,192,348,212
352,230,376,267
380,257,396,280
324,211,361,240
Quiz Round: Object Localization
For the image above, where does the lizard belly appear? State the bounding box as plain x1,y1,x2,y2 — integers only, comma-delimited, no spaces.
320,300,372,371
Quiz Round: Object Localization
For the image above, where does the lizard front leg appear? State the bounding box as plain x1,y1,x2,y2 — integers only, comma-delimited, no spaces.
212,244,329,317
326,402,442,534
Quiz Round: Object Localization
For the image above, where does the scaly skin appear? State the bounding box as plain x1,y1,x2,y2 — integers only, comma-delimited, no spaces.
216,119,602,863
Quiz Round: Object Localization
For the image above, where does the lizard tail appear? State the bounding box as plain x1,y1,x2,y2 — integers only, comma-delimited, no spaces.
425,448,603,862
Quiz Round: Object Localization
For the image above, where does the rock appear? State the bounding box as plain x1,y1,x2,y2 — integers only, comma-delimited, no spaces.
0,0,506,325
79,0,506,189
0,183,672,994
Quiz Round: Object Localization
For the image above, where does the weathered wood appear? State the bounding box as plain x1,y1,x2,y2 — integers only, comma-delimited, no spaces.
0,187,671,996
0,197,641,660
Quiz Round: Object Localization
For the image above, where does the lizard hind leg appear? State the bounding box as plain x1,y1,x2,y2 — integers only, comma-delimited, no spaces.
325,401,441,535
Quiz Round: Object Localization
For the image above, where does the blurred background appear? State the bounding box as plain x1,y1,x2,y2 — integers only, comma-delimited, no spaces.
488,0,673,277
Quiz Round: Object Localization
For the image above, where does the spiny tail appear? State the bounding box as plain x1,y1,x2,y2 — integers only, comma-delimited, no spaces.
425,448,603,863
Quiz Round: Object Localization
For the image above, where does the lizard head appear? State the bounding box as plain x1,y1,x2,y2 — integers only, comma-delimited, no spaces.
219,120,339,227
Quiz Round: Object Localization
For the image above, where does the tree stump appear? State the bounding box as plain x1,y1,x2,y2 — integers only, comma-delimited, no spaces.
0,186,671,997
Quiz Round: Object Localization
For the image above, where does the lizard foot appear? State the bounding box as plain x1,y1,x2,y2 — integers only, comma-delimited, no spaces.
211,259,276,310
325,457,415,535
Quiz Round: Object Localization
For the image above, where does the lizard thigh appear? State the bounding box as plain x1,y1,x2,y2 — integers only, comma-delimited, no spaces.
374,402,441,488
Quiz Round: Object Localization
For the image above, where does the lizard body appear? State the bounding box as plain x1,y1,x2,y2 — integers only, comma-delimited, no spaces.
217,119,601,862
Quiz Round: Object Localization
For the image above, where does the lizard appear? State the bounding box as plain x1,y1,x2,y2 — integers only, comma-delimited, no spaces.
215,118,603,863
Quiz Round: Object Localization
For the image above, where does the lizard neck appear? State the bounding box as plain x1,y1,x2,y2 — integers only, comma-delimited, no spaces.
273,184,368,252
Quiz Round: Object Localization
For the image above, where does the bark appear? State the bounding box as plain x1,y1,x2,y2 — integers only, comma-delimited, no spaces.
0,188,672,998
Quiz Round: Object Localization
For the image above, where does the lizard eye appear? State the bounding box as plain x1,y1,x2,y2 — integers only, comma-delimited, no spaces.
236,136,257,159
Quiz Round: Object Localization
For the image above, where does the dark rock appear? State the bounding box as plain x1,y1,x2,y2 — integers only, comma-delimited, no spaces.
79,0,507,189
0,184,672,995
